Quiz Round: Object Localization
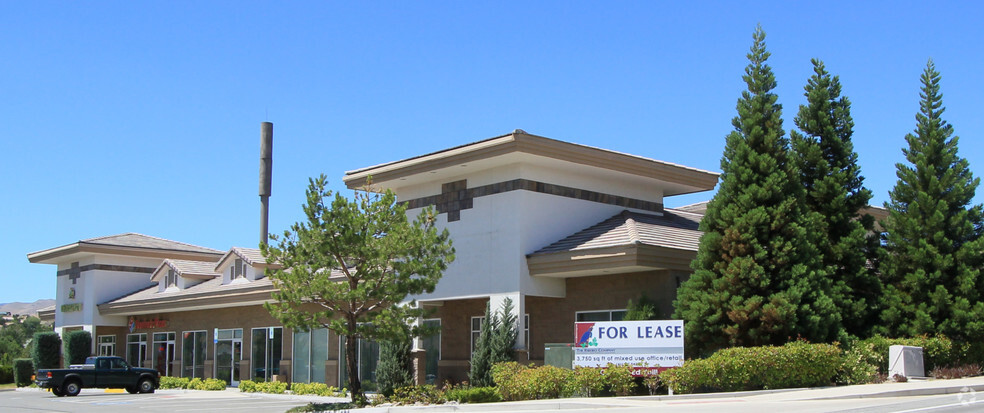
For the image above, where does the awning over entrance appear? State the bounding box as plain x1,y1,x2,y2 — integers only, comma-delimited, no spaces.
526,209,703,278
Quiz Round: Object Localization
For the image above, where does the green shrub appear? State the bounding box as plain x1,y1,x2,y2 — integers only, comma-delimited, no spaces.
31,332,61,372
443,385,501,403
836,342,879,385
662,341,842,394
858,335,956,373
290,382,343,397
388,385,445,405
239,379,257,392
159,376,191,389
254,380,288,394
197,378,227,390
525,365,569,399
13,358,33,387
490,361,530,401
62,330,92,367
0,364,13,384
602,364,637,396
565,367,606,397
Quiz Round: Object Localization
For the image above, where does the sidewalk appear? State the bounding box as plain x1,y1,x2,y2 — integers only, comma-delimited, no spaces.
328,376,984,412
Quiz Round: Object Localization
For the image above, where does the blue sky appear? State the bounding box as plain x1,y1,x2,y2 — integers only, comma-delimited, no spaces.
3,1,982,304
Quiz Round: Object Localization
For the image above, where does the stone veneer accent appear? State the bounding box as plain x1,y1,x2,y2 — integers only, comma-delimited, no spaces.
403,179,664,222
57,263,156,284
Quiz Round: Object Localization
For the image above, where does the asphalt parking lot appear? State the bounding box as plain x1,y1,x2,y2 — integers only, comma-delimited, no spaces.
0,388,319,413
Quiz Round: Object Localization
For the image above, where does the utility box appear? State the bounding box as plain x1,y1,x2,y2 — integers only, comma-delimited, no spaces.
889,345,925,378
544,343,574,370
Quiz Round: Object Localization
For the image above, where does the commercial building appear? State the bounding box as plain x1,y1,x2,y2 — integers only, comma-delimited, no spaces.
29,130,717,387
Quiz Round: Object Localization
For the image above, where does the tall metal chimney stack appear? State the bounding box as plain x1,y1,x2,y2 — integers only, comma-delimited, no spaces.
259,122,273,246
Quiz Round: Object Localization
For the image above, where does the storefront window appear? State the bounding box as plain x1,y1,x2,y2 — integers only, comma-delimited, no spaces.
292,328,328,383
126,333,147,368
98,335,116,356
251,327,283,381
575,309,626,322
339,336,379,391
182,331,207,378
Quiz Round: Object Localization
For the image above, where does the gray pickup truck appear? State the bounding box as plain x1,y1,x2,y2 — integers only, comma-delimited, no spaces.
35,356,159,397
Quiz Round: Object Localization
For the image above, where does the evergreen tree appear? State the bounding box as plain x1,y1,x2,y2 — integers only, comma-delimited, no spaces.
673,26,841,356
790,60,881,338
879,61,984,341
468,298,518,387
376,335,413,397
624,294,659,321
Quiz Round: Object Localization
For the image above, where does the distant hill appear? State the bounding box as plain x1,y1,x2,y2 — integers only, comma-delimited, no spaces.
0,299,55,316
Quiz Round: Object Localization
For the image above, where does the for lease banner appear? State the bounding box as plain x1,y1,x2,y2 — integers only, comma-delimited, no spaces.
573,320,684,371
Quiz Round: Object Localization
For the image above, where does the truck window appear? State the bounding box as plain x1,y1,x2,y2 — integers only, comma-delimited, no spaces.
98,359,110,370
111,358,128,370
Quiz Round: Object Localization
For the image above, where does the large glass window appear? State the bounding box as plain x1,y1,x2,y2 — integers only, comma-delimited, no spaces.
182,331,207,378
576,309,627,322
422,319,441,385
98,335,116,356
126,333,147,368
251,327,283,381
339,336,379,391
292,328,328,383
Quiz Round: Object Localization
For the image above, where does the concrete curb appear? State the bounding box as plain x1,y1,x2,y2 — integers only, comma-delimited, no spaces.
806,384,984,400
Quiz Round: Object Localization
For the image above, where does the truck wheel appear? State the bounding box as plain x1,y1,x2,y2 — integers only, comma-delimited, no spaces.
63,380,82,397
125,386,139,394
51,387,65,397
138,378,155,394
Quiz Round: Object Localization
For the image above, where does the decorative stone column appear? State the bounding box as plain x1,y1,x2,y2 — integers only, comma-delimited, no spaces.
411,349,427,385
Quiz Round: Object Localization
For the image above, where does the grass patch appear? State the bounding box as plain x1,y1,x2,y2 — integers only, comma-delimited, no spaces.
0,383,17,390
286,402,355,412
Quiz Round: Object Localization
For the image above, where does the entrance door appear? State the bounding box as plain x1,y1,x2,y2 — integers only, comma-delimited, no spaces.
215,329,243,386
153,332,176,377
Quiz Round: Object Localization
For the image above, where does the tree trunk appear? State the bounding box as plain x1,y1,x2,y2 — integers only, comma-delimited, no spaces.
346,326,365,406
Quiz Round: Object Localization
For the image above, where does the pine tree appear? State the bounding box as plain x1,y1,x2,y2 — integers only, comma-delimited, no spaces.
790,60,881,338
673,26,841,356
879,61,984,341
468,298,518,387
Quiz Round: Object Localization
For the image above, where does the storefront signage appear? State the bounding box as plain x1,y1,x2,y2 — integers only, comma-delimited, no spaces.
573,320,684,374
60,303,82,313
128,316,169,333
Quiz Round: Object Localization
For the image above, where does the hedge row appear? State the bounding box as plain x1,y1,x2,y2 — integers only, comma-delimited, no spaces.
661,341,842,394
14,359,33,387
491,362,638,401
158,376,227,390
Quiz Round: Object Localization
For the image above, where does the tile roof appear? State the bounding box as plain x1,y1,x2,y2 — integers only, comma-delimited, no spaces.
151,259,221,281
213,246,275,272
671,201,709,215
80,233,223,254
104,274,276,305
532,209,703,255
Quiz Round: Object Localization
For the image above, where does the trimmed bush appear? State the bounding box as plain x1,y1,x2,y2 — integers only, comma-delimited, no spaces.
13,358,33,387
836,341,879,385
661,341,842,394
565,367,606,397
0,364,13,384
63,330,92,367
241,379,287,394
388,385,445,405
290,382,343,397
31,332,61,372
602,363,637,396
490,361,532,401
159,376,191,389
196,378,227,390
443,386,501,403
857,335,956,373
